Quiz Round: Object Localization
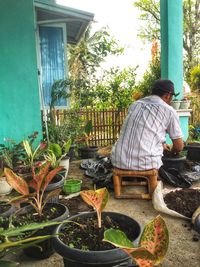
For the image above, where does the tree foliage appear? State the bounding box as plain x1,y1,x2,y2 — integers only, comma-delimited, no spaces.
133,0,200,76
190,64,200,92
94,66,137,110
67,25,125,107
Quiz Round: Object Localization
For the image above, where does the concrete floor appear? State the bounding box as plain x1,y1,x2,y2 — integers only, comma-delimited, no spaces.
4,161,200,267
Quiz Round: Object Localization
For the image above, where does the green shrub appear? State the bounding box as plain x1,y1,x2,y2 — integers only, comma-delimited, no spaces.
190,65,200,92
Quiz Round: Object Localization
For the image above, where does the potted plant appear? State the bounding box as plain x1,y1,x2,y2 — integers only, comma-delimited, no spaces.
104,215,169,267
4,162,69,259
0,217,70,266
170,99,181,110
179,97,191,109
77,120,98,159
45,139,72,178
53,188,141,266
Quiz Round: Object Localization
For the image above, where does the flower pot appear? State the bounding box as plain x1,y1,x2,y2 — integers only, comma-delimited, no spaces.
63,179,82,194
162,156,186,172
0,177,12,195
78,146,98,159
16,203,69,259
180,100,191,109
53,211,141,267
170,100,181,110
59,156,70,178
45,173,65,203
186,143,200,162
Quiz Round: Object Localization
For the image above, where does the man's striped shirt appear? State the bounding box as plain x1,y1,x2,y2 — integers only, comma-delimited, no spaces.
111,95,183,170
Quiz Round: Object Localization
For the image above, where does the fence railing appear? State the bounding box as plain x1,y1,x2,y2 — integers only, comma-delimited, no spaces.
42,98,200,147
42,108,128,147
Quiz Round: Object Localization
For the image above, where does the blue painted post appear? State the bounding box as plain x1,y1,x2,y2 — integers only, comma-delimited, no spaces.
160,0,190,141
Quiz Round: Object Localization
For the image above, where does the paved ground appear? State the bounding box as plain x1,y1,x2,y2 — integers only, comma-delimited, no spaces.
5,161,200,267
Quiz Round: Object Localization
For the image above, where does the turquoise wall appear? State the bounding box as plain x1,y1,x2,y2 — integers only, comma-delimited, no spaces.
0,0,42,144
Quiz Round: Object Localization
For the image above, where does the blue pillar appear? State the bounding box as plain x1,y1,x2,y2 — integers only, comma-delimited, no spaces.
160,0,190,141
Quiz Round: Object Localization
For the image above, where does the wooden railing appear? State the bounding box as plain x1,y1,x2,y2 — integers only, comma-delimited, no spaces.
42,98,200,147
42,108,128,147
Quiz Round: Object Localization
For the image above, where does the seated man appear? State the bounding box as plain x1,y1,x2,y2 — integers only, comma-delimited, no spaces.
111,79,184,171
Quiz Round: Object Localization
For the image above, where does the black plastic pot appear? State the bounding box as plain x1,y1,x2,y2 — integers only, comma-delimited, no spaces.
186,144,200,162
78,146,98,159
53,211,141,267
17,203,69,259
45,173,65,203
162,156,186,172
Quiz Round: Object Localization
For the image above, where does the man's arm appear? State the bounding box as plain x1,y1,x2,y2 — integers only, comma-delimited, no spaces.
171,138,184,153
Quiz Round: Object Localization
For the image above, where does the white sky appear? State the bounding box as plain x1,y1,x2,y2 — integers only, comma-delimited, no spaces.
56,0,152,79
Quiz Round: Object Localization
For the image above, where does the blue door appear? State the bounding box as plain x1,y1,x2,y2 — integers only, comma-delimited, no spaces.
39,25,67,107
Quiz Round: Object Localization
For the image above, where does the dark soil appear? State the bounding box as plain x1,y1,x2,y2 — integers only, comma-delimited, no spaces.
60,195,93,215
164,188,200,218
0,203,12,214
60,213,135,251
13,203,65,225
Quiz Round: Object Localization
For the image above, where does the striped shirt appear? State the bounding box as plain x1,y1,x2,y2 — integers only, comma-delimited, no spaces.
111,95,183,170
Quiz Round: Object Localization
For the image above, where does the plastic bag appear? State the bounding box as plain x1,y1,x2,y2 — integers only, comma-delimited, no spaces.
152,181,190,220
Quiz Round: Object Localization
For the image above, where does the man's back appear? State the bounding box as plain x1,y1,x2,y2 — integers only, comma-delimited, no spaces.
111,95,182,170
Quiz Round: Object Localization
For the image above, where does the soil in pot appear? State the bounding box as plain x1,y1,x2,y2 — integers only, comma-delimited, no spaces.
59,213,138,251
0,202,17,217
164,188,200,218
13,203,69,259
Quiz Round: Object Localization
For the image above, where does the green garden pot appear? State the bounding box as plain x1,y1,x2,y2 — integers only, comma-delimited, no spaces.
63,179,82,194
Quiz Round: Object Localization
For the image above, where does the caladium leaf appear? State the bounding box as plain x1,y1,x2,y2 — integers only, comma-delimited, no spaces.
80,187,109,212
139,215,169,265
103,228,134,249
32,162,51,191
4,168,29,195
103,216,169,267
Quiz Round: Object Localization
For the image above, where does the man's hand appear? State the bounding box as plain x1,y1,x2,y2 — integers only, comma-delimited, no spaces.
163,143,171,151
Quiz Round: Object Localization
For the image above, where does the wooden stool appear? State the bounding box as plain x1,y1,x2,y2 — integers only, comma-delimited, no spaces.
113,168,158,200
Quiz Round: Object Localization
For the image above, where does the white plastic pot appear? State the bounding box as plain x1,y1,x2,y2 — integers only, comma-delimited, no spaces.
0,177,12,195
171,100,181,110
59,157,70,178
179,100,191,109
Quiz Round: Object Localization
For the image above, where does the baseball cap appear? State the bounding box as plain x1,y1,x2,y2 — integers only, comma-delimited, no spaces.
152,79,180,97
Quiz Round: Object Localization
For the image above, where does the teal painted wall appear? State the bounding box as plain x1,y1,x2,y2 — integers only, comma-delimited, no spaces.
0,0,42,144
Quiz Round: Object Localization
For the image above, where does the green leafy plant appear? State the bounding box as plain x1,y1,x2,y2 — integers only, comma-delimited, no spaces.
23,139,46,168
0,218,70,266
80,187,109,228
76,120,93,147
44,139,72,168
4,162,63,216
104,215,169,267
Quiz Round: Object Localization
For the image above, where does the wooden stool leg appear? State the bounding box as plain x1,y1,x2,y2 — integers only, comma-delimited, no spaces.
149,175,158,196
113,175,121,198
